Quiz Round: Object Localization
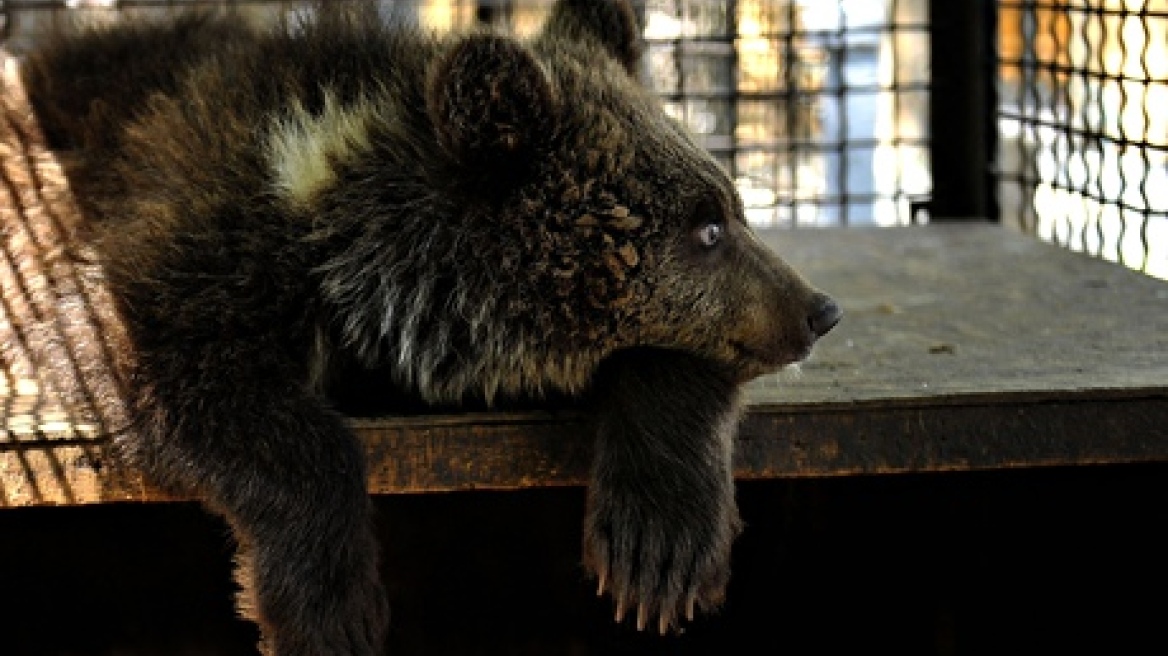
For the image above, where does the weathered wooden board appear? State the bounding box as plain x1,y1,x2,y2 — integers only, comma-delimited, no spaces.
2,46,1167,506
759,224,1168,405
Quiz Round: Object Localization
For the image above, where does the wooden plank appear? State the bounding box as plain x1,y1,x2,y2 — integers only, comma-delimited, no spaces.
6,387,1168,505
756,225,1168,406
340,391,1168,488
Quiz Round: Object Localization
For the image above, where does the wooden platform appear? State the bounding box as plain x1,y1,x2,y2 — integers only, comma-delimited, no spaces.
3,220,1167,507
3,47,1166,506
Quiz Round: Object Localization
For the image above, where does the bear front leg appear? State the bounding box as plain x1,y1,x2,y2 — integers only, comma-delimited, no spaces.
129,380,388,656
584,347,744,634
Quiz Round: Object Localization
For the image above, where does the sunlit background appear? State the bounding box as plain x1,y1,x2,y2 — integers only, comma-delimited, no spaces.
1,0,1164,278
998,0,1168,278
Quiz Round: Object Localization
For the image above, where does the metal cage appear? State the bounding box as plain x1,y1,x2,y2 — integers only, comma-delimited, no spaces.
3,0,1165,276
0,0,933,229
997,0,1168,278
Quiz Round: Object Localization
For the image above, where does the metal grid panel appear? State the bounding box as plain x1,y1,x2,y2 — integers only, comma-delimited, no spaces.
1,0,931,227
639,0,930,226
998,0,1168,278
431,0,932,227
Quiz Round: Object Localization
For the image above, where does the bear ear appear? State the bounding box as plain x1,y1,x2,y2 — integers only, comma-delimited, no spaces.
542,0,643,76
426,35,558,169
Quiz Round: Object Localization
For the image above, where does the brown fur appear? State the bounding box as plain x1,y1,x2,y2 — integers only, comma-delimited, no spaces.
21,1,840,653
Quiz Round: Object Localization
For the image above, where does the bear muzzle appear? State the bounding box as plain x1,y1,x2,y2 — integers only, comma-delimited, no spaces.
728,289,842,383
808,292,842,339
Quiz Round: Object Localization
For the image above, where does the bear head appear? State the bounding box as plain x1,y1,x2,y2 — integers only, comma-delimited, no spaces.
417,0,839,396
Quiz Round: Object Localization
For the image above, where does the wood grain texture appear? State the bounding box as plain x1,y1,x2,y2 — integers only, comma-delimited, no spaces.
752,224,1168,405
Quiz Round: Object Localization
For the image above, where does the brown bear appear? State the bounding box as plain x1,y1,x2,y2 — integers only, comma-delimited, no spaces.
20,1,840,653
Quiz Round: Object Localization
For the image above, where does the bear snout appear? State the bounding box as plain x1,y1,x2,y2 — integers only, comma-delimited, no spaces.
807,292,842,339
724,253,842,379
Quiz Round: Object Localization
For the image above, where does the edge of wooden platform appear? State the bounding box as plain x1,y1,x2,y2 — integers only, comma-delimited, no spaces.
5,387,1167,508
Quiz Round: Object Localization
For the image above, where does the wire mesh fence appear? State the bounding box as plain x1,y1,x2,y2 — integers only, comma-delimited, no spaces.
0,0,933,228
3,0,1165,275
997,0,1168,278
636,0,931,227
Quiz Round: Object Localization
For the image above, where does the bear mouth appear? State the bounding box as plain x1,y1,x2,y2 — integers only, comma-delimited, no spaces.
729,339,810,376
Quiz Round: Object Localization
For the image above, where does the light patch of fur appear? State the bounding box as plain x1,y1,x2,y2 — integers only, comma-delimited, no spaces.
306,324,332,395
266,92,379,207
406,325,600,407
779,362,803,380
714,388,744,463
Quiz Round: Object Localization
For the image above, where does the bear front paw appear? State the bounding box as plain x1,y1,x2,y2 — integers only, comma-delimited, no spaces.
583,491,741,634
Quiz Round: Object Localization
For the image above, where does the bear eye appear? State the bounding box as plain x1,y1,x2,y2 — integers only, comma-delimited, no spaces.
696,221,724,249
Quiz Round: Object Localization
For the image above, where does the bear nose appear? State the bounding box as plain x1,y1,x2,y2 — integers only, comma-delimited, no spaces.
807,293,842,338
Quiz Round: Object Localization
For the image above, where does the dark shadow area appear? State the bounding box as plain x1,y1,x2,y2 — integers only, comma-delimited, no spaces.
2,462,1167,655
